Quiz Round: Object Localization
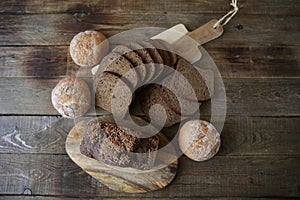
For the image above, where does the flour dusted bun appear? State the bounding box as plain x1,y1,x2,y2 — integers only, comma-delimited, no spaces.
70,30,109,67
51,77,91,118
179,120,221,161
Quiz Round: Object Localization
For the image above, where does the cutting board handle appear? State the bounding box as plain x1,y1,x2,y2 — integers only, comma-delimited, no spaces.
187,19,223,45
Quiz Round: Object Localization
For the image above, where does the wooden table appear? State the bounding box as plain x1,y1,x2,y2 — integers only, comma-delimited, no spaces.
0,0,299,199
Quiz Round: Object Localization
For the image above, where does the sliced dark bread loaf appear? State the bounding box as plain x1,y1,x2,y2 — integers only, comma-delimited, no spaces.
80,116,159,170
102,52,138,89
149,39,174,78
112,45,147,85
158,75,200,116
92,50,119,76
154,39,177,68
198,68,214,99
94,71,132,118
127,42,156,84
138,40,164,64
141,84,181,128
173,57,213,101
137,40,164,82
149,39,170,67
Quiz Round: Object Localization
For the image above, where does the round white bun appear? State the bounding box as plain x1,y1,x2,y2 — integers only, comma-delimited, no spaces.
70,30,109,67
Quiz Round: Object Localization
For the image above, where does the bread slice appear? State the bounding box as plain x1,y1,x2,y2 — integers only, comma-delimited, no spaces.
198,68,214,99
154,39,177,68
94,71,132,118
138,40,164,65
141,84,181,128
93,51,118,77
149,39,170,66
158,75,200,116
127,42,156,84
149,39,174,78
137,40,164,82
112,45,147,85
173,57,213,101
101,52,138,89
80,116,159,170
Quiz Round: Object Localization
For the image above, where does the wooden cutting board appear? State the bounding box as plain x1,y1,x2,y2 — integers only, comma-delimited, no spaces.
65,119,178,193
152,19,223,63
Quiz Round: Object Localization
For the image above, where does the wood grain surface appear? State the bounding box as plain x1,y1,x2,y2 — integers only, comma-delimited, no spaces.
0,14,299,46
0,116,299,155
0,0,299,199
1,45,299,78
0,154,299,197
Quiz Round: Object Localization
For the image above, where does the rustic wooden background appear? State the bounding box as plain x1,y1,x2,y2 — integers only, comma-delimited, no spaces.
0,0,299,199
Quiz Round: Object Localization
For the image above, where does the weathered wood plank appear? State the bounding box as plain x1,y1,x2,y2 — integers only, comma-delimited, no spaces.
0,154,299,197
0,197,286,200
0,47,71,77
224,78,300,117
0,0,299,15
0,78,56,115
219,116,300,156
0,78,299,116
0,154,99,197
205,44,300,78
1,45,299,78
0,14,299,46
0,116,299,156
0,116,72,154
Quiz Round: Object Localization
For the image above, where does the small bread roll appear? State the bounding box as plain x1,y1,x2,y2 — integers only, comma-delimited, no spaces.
51,77,91,118
179,120,221,161
70,30,109,67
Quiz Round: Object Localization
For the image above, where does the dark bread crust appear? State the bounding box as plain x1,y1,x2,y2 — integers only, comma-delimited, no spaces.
137,40,164,82
173,57,212,101
141,84,181,128
80,116,159,170
127,42,155,84
149,39,175,78
94,71,132,118
102,52,138,89
153,39,177,68
158,75,200,116
149,39,170,67
112,45,147,84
